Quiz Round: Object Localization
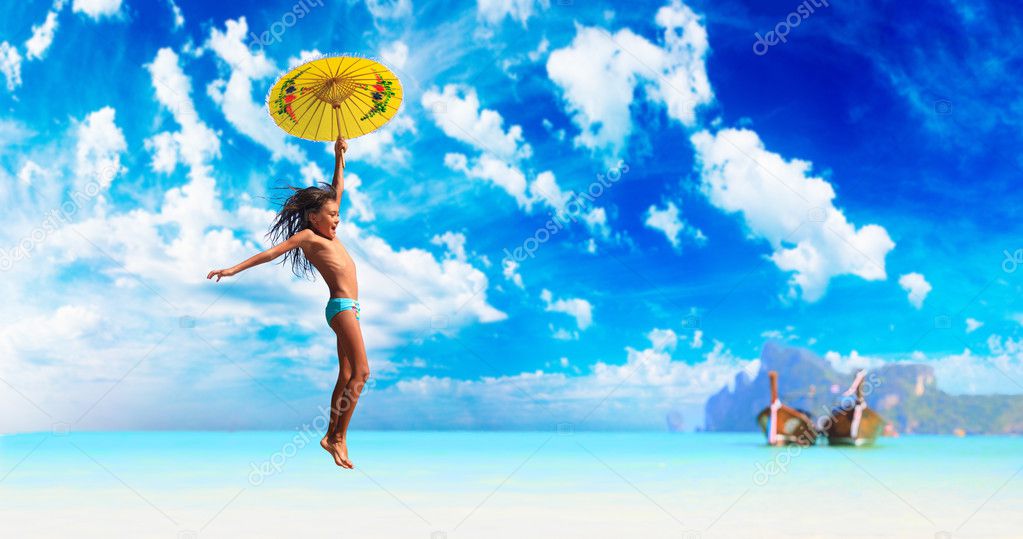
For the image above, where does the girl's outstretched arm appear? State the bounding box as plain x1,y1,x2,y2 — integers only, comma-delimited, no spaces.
331,136,348,206
207,229,312,282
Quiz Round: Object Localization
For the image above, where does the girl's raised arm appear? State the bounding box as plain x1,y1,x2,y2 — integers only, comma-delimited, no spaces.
207,229,312,282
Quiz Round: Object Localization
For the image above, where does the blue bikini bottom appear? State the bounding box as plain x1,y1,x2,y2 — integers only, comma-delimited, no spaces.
325,298,360,326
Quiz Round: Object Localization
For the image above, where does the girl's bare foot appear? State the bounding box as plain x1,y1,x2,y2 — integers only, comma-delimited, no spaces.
320,436,352,469
330,438,353,469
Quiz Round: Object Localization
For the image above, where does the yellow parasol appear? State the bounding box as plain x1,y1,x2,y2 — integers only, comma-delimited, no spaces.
266,54,404,167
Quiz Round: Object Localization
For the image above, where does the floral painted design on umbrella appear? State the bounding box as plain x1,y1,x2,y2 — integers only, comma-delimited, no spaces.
273,69,310,123
357,73,396,122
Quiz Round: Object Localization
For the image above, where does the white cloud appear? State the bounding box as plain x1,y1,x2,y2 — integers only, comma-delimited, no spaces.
898,272,931,309
476,0,549,26
144,132,177,174
343,171,374,222
0,42,22,91
425,83,536,162
431,231,468,262
824,350,885,374
648,327,678,351
542,117,565,141
75,107,127,191
380,40,409,70
205,17,305,164
581,206,609,239
72,0,122,19
527,171,568,213
298,161,324,186
445,151,531,208
546,0,712,160
966,317,983,333
502,258,524,288
645,202,682,245
144,48,221,175
691,128,896,302
17,160,46,186
423,84,531,162
551,326,578,340
286,49,324,69
528,36,550,62
649,0,712,126
690,329,703,349
541,288,593,330
644,200,706,249
25,11,59,60
365,0,412,22
168,0,184,29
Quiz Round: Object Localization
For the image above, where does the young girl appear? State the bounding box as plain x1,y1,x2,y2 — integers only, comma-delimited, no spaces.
207,137,368,470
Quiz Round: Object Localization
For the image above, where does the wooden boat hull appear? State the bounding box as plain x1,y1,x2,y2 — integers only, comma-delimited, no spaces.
757,406,818,446
825,405,884,446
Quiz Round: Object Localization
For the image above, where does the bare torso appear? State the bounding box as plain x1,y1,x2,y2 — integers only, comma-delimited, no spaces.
300,231,358,299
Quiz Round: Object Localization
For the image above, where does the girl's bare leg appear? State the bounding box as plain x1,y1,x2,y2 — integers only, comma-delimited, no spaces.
328,310,370,468
321,330,353,468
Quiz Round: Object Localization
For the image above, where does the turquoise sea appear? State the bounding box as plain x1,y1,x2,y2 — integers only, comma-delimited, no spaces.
2,431,1021,538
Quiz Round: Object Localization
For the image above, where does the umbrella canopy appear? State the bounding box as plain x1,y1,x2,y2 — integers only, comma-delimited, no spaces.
266,55,403,143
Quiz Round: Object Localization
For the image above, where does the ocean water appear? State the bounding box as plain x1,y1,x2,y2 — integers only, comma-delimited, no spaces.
2,430,1021,538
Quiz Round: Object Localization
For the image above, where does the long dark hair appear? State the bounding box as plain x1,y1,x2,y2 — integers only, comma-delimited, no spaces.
266,182,337,280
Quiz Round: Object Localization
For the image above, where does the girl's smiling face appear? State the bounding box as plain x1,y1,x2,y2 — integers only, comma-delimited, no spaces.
310,201,340,239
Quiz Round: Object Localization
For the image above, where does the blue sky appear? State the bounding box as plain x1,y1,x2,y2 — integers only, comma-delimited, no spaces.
1,0,1021,432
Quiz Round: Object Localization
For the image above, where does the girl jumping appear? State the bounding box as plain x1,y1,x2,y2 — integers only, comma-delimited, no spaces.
207,137,368,470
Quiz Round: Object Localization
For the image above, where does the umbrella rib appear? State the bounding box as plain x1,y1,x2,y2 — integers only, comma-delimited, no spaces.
340,95,365,137
338,90,357,137
339,65,376,83
292,83,327,139
335,58,371,81
329,56,345,79
297,93,328,140
341,104,349,139
305,60,335,81
344,67,388,80
314,101,329,141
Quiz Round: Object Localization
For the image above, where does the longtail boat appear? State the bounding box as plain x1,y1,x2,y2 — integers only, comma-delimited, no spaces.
825,370,885,446
756,371,817,446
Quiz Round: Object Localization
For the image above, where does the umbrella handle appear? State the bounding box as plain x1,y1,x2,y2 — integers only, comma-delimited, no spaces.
333,106,346,169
